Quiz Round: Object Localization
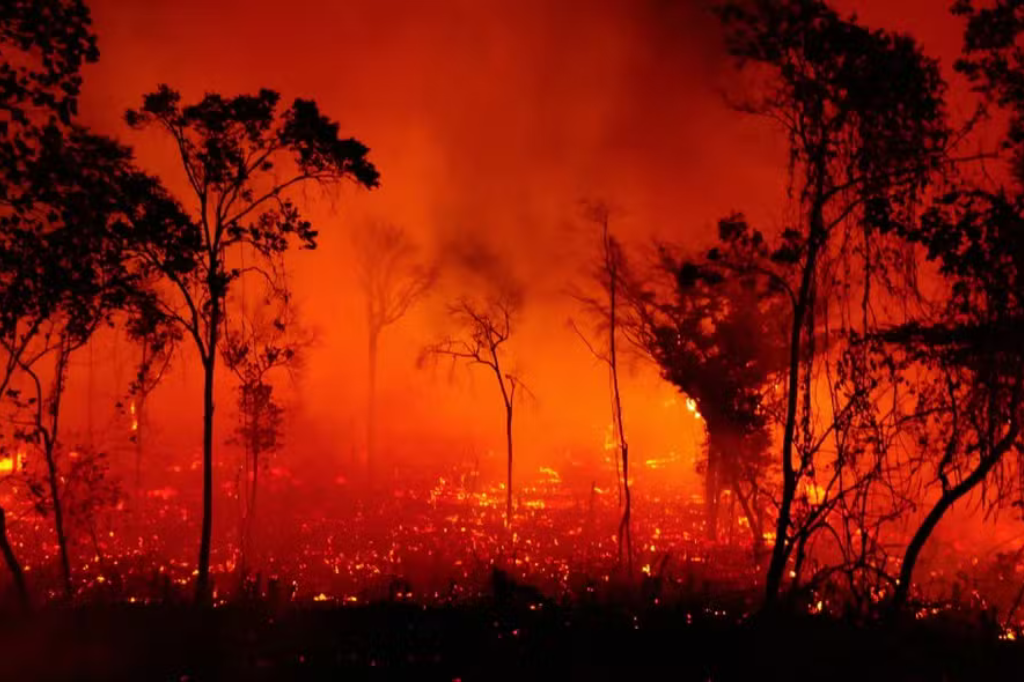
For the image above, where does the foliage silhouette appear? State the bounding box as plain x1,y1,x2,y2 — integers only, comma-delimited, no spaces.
125,85,378,601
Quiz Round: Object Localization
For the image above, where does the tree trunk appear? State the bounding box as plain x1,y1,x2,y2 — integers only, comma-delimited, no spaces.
732,471,765,563
196,351,216,604
135,392,146,506
894,499,953,610
618,441,633,576
0,506,29,611
505,404,513,527
891,442,1010,610
43,440,72,600
764,210,822,607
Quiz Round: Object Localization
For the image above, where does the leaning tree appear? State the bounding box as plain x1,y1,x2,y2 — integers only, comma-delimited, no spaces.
125,85,379,601
866,0,1024,612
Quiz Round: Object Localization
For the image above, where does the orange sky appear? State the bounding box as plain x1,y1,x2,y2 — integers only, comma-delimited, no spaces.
58,0,978,496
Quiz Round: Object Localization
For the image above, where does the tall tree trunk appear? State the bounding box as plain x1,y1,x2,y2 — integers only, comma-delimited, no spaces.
0,506,29,611
608,263,632,576
618,441,633,576
196,349,217,603
43,348,73,601
135,392,146,504
43,440,72,599
764,205,822,607
505,403,513,527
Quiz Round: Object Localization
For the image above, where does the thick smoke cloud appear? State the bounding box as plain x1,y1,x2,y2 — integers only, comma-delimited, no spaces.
63,0,963,503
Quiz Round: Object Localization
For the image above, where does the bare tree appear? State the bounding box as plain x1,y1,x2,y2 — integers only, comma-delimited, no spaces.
569,202,633,576
424,294,523,527
352,220,435,484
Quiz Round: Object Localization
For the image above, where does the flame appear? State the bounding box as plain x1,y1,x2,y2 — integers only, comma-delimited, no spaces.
130,399,139,432
538,466,561,483
0,450,25,474
803,481,826,505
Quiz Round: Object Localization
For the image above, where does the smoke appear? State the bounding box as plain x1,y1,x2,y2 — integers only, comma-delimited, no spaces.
60,0,786,502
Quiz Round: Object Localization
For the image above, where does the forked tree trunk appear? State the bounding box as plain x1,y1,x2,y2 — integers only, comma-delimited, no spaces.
196,352,216,603
505,403,513,527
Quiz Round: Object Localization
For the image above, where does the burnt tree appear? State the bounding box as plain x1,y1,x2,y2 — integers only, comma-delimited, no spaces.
570,202,635,575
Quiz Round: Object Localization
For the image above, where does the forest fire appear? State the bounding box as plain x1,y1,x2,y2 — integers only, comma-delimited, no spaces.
9,0,1024,678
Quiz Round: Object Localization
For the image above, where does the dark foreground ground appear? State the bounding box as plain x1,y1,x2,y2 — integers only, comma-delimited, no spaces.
1,597,1022,681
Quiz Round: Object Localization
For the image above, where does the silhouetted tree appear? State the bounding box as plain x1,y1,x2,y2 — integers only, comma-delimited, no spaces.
569,202,634,575
0,0,100,608
125,86,378,601
425,293,523,527
0,128,182,599
714,0,949,606
633,217,788,557
0,0,97,132
873,0,1024,609
352,220,435,484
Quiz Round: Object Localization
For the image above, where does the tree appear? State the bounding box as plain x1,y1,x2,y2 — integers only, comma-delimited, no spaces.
0,127,182,599
569,202,635,575
0,0,99,607
425,293,523,527
876,0,1024,612
633,217,788,556
125,85,379,601
352,220,435,485
713,0,949,606
0,0,97,132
